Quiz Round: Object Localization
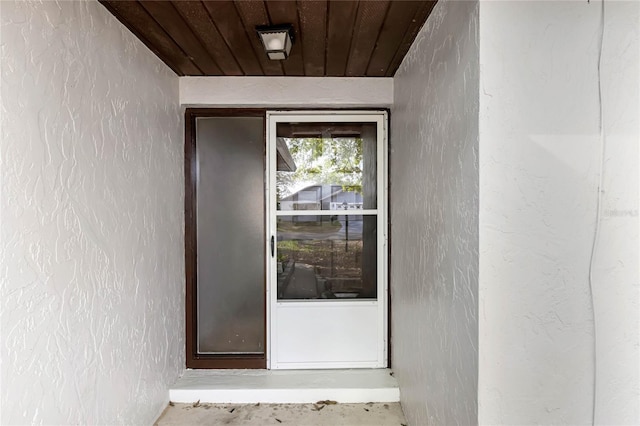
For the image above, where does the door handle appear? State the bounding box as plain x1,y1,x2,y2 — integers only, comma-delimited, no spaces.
270,235,275,257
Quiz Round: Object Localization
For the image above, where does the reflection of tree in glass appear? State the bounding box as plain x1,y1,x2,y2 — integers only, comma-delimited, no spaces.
277,137,363,199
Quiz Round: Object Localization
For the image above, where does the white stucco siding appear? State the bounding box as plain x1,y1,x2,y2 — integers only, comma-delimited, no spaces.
391,1,480,425
1,1,184,424
479,1,639,424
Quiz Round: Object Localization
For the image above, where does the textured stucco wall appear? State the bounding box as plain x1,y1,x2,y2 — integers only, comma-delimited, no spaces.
479,1,639,424
1,1,184,425
390,1,479,425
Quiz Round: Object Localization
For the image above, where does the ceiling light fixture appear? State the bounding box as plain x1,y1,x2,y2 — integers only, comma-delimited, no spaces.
256,24,294,60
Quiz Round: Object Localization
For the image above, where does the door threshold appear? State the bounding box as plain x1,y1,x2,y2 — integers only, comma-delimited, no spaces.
169,368,399,404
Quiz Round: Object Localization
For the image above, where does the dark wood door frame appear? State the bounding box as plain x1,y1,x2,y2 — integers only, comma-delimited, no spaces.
185,107,392,369
185,108,267,369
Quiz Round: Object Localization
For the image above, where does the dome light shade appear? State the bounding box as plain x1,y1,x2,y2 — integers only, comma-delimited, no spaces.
256,25,294,61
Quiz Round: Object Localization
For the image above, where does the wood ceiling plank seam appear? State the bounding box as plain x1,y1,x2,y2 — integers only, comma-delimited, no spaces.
228,0,265,76
263,1,305,76
361,1,392,77
323,0,330,77
99,1,181,75
263,2,274,27
365,1,423,77
139,0,222,75
385,1,437,76
345,0,390,77
262,0,296,75
343,1,360,77
99,0,202,76
232,0,284,75
141,0,220,75
295,0,305,76
171,0,244,76
325,1,359,77
343,1,363,76
202,1,265,76
297,0,327,76
265,0,286,76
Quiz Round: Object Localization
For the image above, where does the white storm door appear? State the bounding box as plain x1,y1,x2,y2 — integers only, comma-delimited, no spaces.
266,111,387,369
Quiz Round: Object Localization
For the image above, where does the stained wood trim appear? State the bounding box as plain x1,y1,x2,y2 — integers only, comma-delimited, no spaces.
185,107,391,369
386,107,392,369
184,109,198,368
188,356,266,370
184,108,267,369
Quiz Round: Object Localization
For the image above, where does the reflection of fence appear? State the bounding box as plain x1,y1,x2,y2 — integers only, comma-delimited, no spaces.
281,202,363,210
330,202,363,210
292,202,321,210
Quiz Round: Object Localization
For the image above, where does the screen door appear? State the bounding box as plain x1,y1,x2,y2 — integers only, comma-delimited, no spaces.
267,111,388,369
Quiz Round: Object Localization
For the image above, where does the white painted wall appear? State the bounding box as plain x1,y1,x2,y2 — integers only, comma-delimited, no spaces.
1,1,184,424
479,1,639,424
180,76,393,107
390,1,479,425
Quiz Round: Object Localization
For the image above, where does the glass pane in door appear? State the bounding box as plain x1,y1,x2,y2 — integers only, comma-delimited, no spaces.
276,215,378,300
276,122,377,211
196,117,264,354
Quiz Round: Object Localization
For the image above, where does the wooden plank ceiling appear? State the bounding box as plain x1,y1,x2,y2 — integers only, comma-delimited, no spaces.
99,0,437,77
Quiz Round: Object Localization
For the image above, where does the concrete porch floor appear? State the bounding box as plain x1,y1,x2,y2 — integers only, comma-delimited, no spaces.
155,402,407,425
161,369,405,424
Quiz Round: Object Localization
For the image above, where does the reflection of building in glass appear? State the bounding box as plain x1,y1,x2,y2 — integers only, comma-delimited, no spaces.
279,184,363,211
